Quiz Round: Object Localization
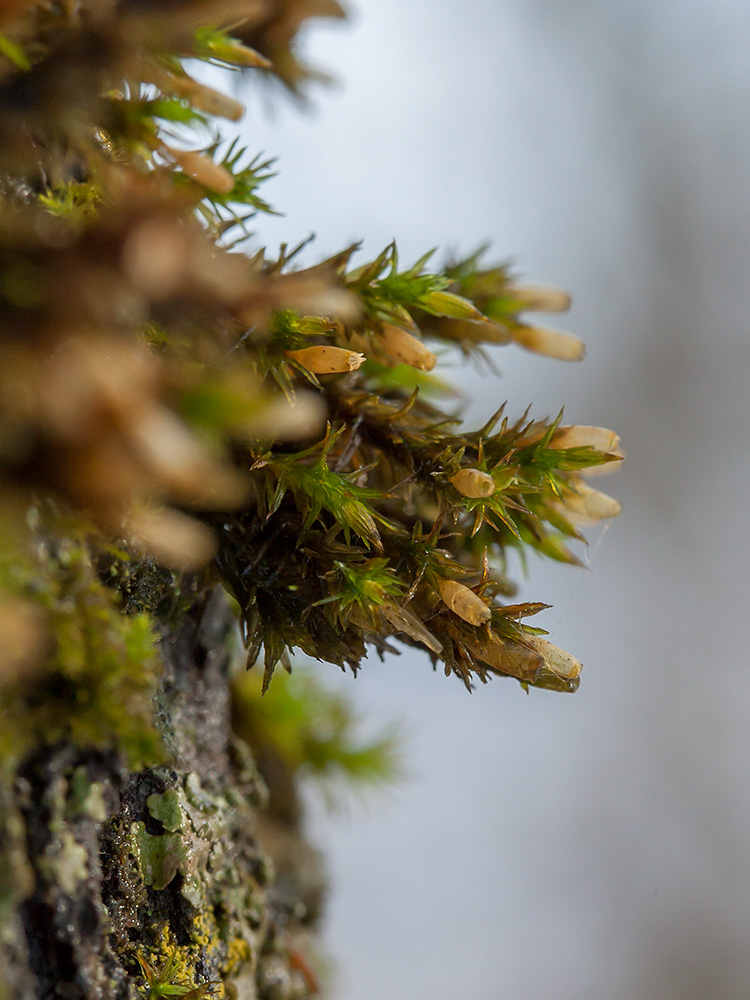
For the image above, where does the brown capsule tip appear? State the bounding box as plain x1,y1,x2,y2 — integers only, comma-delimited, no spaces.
580,447,625,476
227,44,274,69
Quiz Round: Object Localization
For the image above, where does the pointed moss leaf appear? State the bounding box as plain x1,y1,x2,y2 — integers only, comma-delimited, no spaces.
0,33,30,70
417,290,489,321
346,243,395,286
273,459,391,548
531,532,584,566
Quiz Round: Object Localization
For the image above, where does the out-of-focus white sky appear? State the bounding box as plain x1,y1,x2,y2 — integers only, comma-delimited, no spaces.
234,2,750,997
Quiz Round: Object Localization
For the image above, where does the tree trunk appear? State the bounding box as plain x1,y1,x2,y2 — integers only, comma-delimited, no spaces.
1,588,324,1000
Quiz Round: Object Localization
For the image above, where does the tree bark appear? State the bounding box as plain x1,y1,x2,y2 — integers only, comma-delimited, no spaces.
1,588,324,1000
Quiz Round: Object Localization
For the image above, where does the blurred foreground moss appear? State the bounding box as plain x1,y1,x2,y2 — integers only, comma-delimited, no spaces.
232,663,403,808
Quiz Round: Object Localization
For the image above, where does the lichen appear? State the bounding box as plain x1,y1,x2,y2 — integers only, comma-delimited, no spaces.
124,769,273,994
146,788,186,834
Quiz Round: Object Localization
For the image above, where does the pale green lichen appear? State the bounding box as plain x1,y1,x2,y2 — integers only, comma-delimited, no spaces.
126,770,272,994
130,823,191,893
147,788,186,833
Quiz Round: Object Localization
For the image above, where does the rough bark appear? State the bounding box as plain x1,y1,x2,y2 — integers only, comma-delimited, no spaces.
1,589,324,1000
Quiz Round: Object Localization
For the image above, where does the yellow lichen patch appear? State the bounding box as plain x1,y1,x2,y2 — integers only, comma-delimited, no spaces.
136,927,210,998
225,937,252,974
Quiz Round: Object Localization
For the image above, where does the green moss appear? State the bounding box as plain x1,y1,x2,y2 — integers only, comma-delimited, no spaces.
136,930,217,998
0,525,164,769
231,666,402,801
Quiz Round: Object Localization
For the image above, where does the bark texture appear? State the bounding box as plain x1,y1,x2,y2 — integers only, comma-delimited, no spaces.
1,590,324,1000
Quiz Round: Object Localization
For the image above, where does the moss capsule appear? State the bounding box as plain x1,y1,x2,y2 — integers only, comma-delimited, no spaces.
512,324,585,361
375,324,436,371
549,425,621,452
450,468,495,498
284,346,365,374
509,283,572,313
164,146,235,194
438,579,491,625
524,635,582,681
557,479,622,522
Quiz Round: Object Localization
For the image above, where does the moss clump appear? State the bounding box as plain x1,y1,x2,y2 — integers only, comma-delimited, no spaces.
0,524,164,770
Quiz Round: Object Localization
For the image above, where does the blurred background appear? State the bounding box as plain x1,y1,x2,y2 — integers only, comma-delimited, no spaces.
235,1,750,997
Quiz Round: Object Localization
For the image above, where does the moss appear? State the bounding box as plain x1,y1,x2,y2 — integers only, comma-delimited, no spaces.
0,526,164,770
97,545,209,626
231,664,402,815
136,927,211,997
